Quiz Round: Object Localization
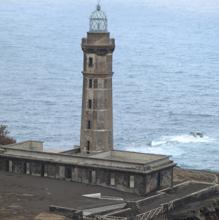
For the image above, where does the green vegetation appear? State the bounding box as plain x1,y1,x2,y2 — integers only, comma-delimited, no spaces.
0,125,16,145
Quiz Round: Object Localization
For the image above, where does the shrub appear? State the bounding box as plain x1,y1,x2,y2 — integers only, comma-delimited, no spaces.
0,125,16,145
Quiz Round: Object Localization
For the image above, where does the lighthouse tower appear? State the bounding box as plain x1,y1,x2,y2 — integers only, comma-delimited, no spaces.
80,4,115,154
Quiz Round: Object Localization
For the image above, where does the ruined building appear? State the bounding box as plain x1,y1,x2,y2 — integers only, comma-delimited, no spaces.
0,5,175,195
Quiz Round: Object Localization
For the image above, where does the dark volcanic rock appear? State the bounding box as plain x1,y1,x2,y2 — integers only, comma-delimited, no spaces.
169,198,219,220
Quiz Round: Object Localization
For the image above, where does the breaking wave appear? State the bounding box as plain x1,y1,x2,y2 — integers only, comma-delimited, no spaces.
149,133,216,147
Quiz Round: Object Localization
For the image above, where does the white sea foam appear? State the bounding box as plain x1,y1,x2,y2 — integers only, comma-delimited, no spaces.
150,134,215,147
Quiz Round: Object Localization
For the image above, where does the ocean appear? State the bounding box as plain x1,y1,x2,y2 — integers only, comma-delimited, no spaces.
0,0,218,171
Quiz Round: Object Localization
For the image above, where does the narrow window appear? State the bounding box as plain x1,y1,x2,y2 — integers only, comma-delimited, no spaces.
88,99,92,109
110,173,115,186
87,120,91,129
89,79,92,88
94,79,98,88
129,175,135,188
65,166,72,179
86,141,90,154
88,57,93,67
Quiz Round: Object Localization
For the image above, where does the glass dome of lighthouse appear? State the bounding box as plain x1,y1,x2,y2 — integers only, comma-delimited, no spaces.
89,4,108,33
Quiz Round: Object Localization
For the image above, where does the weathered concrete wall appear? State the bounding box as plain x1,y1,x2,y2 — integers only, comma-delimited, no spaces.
134,174,146,195
56,165,65,179
13,160,26,174
49,205,83,220
116,171,129,191
72,167,78,182
80,32,115,154
145,172,159,193
30,161,43,176
61,147,80,155
6,141,43,152
160,168,172,188
96,168,110,186
47,164,57,178
0,157,8,171
106,208,132,218
95,169,146,195
110,151,166,163
80,167,90,184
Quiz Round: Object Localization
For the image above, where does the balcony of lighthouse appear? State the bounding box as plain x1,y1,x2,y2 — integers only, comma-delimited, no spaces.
81,33,115,55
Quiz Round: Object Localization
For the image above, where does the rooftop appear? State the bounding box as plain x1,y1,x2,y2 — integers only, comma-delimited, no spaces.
0,141,175,174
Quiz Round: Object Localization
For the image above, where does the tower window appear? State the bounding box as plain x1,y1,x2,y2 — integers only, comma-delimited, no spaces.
87,120,91,129
89,79,92,88
88,57,93,67
88,99,92,109
86,141,90,154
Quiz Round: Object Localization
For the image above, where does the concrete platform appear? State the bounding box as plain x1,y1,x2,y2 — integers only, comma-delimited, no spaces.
0,170,218,220
0,171,141,220
138,181,215,213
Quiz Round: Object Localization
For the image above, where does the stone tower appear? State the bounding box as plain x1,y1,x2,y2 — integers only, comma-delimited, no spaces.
80,4,115,154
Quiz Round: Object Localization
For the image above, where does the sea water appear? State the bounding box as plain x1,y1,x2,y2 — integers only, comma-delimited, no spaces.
0,0,219,171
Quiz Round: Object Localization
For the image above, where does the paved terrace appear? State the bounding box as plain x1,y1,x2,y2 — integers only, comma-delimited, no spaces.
0,171,141,220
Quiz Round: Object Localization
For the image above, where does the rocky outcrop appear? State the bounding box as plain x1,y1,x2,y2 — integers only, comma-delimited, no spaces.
169,197,219,220
173,167,218,184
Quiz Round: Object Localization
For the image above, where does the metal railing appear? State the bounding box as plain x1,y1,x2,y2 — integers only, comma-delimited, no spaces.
136,201,174,220
84,216,127,220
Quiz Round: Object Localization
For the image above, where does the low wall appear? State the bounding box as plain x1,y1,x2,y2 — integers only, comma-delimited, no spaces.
5,141,43,152
136,192,166,207
49,205,83,220
106,208,133,218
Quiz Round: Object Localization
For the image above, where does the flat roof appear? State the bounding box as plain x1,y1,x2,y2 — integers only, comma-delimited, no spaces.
0,143,175,173
89,150,169,164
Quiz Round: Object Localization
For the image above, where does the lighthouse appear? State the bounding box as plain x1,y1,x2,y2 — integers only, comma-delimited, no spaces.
80,4,115,154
